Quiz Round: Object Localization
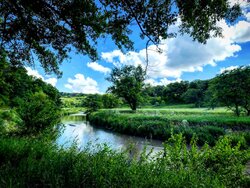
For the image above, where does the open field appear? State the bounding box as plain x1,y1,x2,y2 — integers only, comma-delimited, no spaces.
93,106,250,129
89,106,250,146
62,107,86,116
114,105,234,114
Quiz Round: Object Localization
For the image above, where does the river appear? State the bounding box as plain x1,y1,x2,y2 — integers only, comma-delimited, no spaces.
57,115,163,154
57,115,250,174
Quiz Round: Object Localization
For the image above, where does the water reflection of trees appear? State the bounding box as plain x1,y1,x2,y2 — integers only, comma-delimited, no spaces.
58,116,163,155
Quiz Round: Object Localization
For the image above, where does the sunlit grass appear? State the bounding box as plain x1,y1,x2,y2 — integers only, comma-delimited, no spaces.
62,107,86,115
0,134,249,187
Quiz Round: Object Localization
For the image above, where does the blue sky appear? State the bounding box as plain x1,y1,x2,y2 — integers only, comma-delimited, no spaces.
26,1,250,94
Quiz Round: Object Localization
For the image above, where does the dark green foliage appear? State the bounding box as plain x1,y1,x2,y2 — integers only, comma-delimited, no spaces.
33,79,62,107
0,54,61,108
0,134,249,187
182,80,209,107
211,66,250,116
0,54,10,106
142,85,165,106
143,85,165,98
0,110,22,135
182,88,202,106
176,0,241,43
102,94,122,109
16,91,61,134
84,94,103,113
60,92,87,97
163,81,189,104
0,1,241,75
228,132,250,150
107,65,145,111
89,111,227,146
204,87,218,109
0,54,61,134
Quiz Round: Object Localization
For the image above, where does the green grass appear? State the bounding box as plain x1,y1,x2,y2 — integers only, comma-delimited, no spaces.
62,107,86,116
116,104,229,111
89,111,221,145
89,109,250,146
1,105,250,187
108,108,250,129
61,96,86,107
0,134,249,187
140,107,231,114
0,109,22,135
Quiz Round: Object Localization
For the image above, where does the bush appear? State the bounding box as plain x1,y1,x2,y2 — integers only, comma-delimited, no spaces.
16,91,61,135
0,134,249,187
0,109,22,135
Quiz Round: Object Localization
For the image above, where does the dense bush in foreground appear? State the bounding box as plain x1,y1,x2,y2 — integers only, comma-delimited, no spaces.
0,134,249,187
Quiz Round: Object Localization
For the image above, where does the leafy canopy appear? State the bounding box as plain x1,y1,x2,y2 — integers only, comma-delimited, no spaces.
0,54,61,134
107,65,144,111
211,66,250,116
0,0,241,76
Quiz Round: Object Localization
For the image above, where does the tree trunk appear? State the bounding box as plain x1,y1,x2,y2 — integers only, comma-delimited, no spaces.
235,105,240,117
131,103,137,111
247,109,250,116
128,101,137,112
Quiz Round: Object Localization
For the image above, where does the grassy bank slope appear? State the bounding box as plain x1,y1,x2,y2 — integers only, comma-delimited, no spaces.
0,134,249,187
89,109,250,146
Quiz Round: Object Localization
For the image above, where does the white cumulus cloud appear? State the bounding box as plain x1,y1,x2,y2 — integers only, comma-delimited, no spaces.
145,78,182,86
25,67,57,87
246,12,250,21
64,74,100,94
101,17,250,86
224,20,250,43
229,0,249,7
87,62,111,74
220,66,239,73
25,67,43,79
45,78,58,87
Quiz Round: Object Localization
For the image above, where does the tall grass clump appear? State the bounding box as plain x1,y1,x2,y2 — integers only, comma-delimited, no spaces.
89,111,227,145
0,109,23,135
0,134,249,187
112,108,250,130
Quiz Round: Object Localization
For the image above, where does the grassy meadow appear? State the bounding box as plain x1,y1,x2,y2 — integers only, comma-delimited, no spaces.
89,105,250,146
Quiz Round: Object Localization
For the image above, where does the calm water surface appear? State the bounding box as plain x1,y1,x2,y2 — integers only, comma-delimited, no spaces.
57,115,163,154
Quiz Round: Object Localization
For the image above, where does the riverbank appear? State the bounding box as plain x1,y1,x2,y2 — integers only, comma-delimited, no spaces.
0,133,249,187
89,109,250,146
62,107,86,116
1,111,250,187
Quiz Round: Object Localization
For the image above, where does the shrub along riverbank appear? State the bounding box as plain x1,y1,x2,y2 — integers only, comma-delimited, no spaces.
0,134,249,187
89,110,250,146
108,108,250,130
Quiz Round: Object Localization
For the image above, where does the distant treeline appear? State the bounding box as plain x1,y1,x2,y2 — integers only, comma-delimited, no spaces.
142,80,210,108
60,92,87,97
61,66,250,116
60,80,215,109
141,66,250,116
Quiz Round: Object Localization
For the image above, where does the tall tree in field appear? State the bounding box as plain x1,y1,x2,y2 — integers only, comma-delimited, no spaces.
0,0,241,76
107,65,144,111
211,66,250,116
